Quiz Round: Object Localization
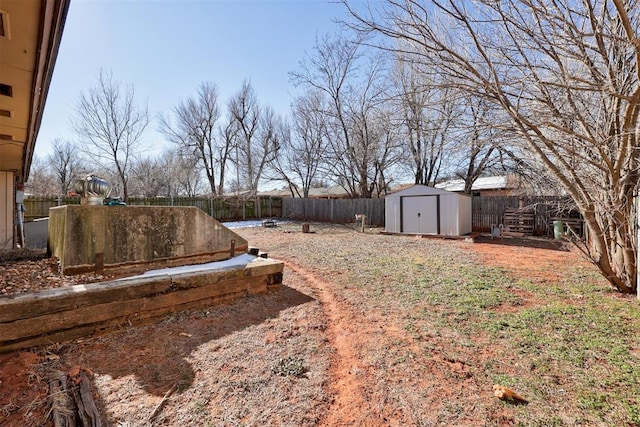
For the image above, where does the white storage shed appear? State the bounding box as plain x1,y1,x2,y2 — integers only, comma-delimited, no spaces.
385,185,472,236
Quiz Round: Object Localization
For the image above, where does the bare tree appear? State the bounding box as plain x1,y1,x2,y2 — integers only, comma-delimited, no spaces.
47,139,84,196
263,119,299,197
128,155,168,197
360,106,404,197
218,113,238,195
450,95,506,194
345,0,640,293
392,54,458,186
267,90,328,198
291,34,402,198
72,69,149,202
228,81,281,196
165,147,205,197
228,80,259,195
127,147,205,198
159,82,231,195
24,155,57,196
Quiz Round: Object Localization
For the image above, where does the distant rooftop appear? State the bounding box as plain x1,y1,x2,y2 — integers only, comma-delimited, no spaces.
258,176,516,198
258,185,350,198
435,176,511,192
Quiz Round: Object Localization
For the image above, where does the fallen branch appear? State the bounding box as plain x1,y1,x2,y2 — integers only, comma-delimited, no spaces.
147,383,178,425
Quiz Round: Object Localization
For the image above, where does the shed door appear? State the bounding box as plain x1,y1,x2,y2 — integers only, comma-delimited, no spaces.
402,196,438,234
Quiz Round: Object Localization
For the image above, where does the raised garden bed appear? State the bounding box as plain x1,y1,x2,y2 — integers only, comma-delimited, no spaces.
0,255,283,353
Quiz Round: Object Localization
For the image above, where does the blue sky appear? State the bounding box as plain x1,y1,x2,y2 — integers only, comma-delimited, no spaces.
36,0,352,157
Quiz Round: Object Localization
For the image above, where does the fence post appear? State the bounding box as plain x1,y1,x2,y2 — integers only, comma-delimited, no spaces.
330,199,334,222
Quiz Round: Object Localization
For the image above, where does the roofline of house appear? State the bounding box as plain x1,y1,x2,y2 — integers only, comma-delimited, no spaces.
21,0,70,184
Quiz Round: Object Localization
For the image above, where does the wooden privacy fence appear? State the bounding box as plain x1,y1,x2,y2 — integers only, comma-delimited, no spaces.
23,196,80,221
23,196,283,222
283,198,385,226
25,194,578,235
282,195,579,234
472,195,581,236
128,196,282,221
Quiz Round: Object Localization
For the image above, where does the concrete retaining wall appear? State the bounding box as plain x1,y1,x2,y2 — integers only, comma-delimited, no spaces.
48,205,249,274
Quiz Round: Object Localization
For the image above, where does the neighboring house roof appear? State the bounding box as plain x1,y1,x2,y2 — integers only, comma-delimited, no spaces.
385,184,468,198
385,183,415,194
308,185,350,198
435,176,513,193
259,177,517,198
258,188,292,198
258,185,351,198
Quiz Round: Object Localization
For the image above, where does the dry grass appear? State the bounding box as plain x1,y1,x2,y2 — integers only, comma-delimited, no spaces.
239,223,640,426
1,222,640,426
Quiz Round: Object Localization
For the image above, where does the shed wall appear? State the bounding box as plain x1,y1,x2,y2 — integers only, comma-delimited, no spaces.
439,194,458,235
458,195,472,235
384,186,472,236
385,196,401,233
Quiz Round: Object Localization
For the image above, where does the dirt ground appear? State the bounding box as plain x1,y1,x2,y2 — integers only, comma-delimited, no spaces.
0,224,616,426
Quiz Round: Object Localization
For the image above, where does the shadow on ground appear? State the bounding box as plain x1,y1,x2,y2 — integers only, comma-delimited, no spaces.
58,284,314,397
474,234,570,251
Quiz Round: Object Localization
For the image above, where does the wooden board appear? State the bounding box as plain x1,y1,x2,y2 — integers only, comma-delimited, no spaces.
503,207,535,235
0,258,284,353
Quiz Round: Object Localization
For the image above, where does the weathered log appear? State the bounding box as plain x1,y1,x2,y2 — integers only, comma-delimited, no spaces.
48,368,105,427
74,372,102,427
49,372,75,427
71,385,90,427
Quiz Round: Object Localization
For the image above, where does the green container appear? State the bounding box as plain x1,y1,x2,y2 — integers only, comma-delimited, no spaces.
553,220,563,240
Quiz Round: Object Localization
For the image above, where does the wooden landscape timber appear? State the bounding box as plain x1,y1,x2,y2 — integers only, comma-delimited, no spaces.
0,257,284,353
